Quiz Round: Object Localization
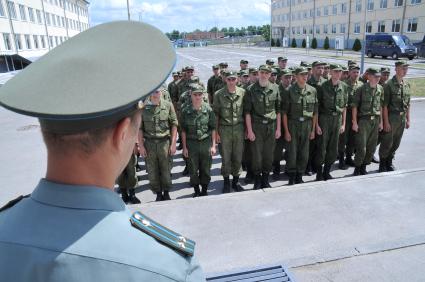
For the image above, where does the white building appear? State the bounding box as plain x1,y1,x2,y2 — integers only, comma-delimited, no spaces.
0,0,89,72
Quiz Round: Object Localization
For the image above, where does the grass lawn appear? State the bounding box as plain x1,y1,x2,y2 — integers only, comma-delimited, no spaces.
409,77,425,97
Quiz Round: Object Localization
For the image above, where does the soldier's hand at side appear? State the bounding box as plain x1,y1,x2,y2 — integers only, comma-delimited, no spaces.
216,133,221,144
210,145,216,156
406,120,410,129
284,131,291,142
339,125,345,134
139,144,147,158
247,131,256,142
316,126,322,135
275,129,281,139
384,122,391,132
183,147,189,158
169,143,176,156
309,131,315,140
379,122,383,132
352,123,359,132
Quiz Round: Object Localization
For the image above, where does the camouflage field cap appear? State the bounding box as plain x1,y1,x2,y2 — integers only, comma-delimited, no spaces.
278,56,288,61
349,64,360,70
172,72,178,76
186,65,195,71
240,70,249,77
190,84,206,93
294,67,309,75
259,65,272,72
300,61,312,70
330,63,343,71
312,61,326,67
0,21,175,134
219,62,228,67
380,67,391,73
271,68,278,74
367,67,381,76
266,59,275,65
395,60,409,67
226,70,238,78
281,69,293,76
347,60,357,66
249,67,259,74
189,76,200,83
240,59,248,64
212,64,220,69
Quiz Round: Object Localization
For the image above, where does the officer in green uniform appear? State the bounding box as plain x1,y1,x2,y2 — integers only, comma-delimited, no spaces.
139,89,178,201
244,65,282,189
339,64,363,169
207,65,221,103
352,67,384,175
213,71,245,193
273,69,293,177
379,61,411,172
314,64,348,181
0,21,205,281
116,148,141,204
282,67,318,185
181,84,217,197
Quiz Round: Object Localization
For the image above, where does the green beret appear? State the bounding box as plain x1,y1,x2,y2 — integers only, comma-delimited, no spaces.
330,63,343,71
240,70,249,76
190,84,205,93
212,64,219,69
226,70,238,78
278,56,288,61
294,67,309,75
395,60,409,67
282,69,293,76
367,67,381,75
240,59,248,64
380,67,391,73
0,21,175,134
349,64,360,70
249,67,258,73
259,65,272,72
312,61,326,67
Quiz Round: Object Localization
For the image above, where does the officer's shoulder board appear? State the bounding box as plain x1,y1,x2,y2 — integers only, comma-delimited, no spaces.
0,194,30,213
130,211,195,257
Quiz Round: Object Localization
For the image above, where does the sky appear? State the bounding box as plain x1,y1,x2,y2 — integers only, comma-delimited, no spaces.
90,0,271,33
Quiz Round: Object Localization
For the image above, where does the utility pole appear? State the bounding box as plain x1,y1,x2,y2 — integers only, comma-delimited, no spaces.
270,0,272,52
126,0,130,20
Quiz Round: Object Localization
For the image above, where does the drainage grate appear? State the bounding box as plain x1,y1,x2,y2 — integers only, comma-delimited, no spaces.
206,265,294,282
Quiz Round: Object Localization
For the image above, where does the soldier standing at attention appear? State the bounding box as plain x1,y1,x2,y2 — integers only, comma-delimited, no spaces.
244,65,282,189
351,67,384,176
379,67,391,86
379,61,411,172
282,67,318,185
339,64,363,169
207,65,220,104
238,70,251,89
116,145,141,204
269,68,279,84
314,64,348,181
181,85,217,197
139,89,178,201
213,71,246,193
0,21,205,281
168,72,180,107
323,63,330,80
240,59,249,70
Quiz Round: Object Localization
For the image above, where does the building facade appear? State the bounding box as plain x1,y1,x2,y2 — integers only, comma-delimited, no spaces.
0,0,89,71
271,0,424,49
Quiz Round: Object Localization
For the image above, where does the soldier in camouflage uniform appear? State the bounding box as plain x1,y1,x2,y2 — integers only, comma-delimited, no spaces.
213,71,246,193
282,67,318,185
238,70,250,89
181,84,217,197
351,67,384,176
168,72,180,107
116,147,140,204
244,65,281,189
338,64,363,169
240,59,249,71
207,65,221,104
139,89,178,201
379,61,411,172
314,64,348,181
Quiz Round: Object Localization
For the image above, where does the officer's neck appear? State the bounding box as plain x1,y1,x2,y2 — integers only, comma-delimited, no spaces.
259,79,269,87
331,78,339,86
227,85,236,93
396,75,404,84
313,74,321,81
296,82,306,89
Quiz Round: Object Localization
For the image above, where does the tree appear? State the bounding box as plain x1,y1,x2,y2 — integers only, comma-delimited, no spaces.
324,36,330,50
311,37,318,49
170,30,180,40
261,24,271,41
271,38,275,46
291,38,297,48
352,38,362,51
276,38,281,47
302,38,306,48
209,27,218,33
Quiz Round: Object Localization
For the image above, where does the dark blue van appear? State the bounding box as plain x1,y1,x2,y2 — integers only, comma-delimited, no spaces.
366,33,417,60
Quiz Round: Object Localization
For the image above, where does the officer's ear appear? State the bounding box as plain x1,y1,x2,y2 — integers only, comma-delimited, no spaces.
112,114,140,151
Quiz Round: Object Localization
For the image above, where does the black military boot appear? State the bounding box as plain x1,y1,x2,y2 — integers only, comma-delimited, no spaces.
128,189,141,204
345,154,355,167
253,175,262,190
360,164,368,175
182,165,189,176
315,165,324,181
305,163,313,176
353,166,361,176
201,184,208,196
121,189,130,204
272,162,280,180
295,173,304,184
323,164,333,180
338,153,348,170
288,173,295,185
223,177,231,193
245,170,253,184
155,192,163,201
232,176,244,192
386,158,395,171
162,191,171,201
261,172,271,188
379,158,387,172
193,185,201,198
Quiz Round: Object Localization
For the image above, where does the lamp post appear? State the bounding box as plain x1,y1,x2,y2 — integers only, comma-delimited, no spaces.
360,0,367,73
126,0,130,20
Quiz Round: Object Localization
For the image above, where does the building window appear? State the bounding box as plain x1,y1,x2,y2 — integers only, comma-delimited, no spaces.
35,10,42,24
303,10,307,19
51,13,56,26
297,26,300,34
41,35,46,48
309,26,313,34
324,24,329,34
366,21,373,33
356,0,362,12
380,0,388,7
391,19,401,32
411,0,421,4
24,34,31,49
45,12,50,25
297,11,301,20
7,1,17,19
3,33,12,50
14,34,22,50
303,27,307,34
407,18,418,32
378,21,386,32
55,36,59,46
49,36,53,47
354,23,360,34
340,23,346,33
394,0,403,6
332,4,338,14
324,6,329,15
292,27,295,35
341,3,347,13
33,35,39,49
367,0,374,10
0,1,5,17
316,25,320,34
27,7,34,22
18,4,26,21
331,24,337,33
316,8,321,16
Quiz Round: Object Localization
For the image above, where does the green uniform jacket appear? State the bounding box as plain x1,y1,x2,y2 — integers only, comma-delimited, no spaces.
181,102,216,140
168,80,180,103
282,84,318,119
141,99,178,139
207,75,220,96
383,76,410,113
244,81,281,121
352,83,384,116
307,76,327,89
344,79,363,107
317,80,348,115
213,86,245,126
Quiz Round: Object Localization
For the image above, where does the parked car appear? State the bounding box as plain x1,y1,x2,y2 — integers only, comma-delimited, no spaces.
413,36,425,58
366,33,417,60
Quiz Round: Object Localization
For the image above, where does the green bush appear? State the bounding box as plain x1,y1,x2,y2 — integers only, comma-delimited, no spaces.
291,38,297,48
271,38,275,47
276,38,281,47
311,37,318,49
324,36,330,50
302,39,306,48
352,38,362,51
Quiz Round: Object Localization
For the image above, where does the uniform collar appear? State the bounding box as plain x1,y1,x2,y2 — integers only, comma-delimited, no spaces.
31,179,126,211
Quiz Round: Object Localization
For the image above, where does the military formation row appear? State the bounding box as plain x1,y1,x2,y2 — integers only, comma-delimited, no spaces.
117,56,411,204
